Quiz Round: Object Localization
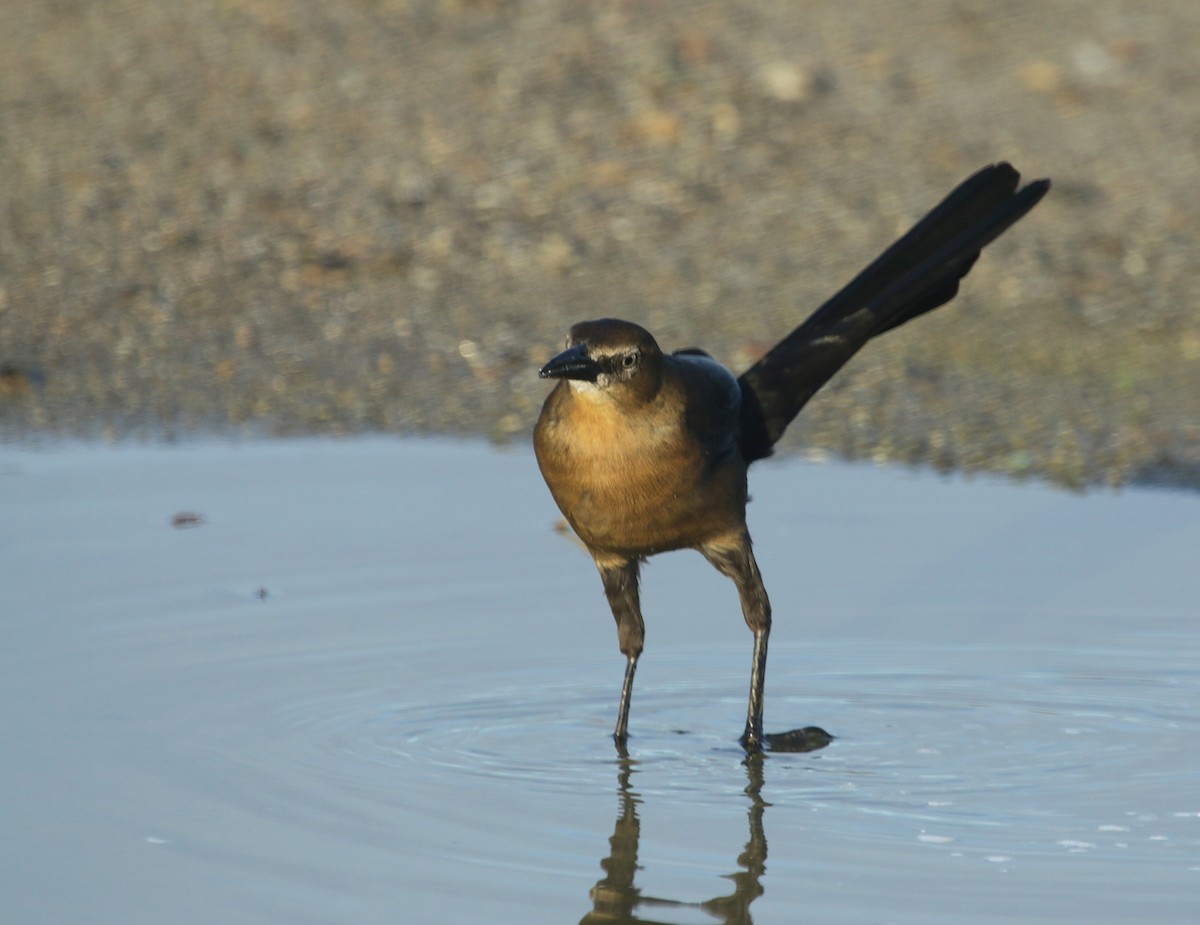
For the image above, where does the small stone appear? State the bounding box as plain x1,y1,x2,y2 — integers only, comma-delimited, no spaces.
758,61,816,102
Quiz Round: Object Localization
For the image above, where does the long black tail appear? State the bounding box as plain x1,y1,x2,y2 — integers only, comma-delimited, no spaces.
737,162,1050,463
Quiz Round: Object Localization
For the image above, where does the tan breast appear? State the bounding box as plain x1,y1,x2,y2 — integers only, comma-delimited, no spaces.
534,382,748,557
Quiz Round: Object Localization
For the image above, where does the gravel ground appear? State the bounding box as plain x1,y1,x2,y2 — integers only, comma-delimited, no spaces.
2,0,1198,489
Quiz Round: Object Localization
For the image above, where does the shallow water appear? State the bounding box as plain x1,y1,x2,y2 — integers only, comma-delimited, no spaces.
2,438,1197,923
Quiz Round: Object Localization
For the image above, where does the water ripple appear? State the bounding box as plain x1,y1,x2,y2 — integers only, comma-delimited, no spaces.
232,637,1200,865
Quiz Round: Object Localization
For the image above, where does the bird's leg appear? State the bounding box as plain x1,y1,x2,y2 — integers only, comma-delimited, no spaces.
701,535,772,752
597,557,644,747
745,626,769,751
615,654,638,752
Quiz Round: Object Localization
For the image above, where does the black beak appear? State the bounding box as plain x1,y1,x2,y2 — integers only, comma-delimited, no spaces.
539,343,602,381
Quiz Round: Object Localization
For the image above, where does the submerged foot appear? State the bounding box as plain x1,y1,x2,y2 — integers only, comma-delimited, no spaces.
739,724,764,753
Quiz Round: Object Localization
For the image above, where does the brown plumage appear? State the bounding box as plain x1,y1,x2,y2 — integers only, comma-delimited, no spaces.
534,163,1050,752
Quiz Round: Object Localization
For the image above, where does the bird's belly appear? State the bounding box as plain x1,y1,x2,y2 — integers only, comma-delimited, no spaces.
546,450,747,557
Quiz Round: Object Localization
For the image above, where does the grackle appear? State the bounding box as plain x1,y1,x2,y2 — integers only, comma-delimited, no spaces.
534,163,1050,752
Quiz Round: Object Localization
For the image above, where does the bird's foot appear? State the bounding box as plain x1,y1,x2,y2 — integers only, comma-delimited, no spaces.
739,718,764,753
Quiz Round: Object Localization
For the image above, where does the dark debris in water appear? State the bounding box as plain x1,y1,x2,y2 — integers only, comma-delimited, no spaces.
764,726,835,754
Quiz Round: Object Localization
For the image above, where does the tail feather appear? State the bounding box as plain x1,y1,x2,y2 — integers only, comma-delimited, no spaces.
737,163,1050,463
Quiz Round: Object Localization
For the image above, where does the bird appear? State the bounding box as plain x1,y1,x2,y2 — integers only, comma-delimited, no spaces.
533,162,1050,752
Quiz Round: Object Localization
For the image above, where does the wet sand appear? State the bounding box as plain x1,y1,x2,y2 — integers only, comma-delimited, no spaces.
2,2,1199,487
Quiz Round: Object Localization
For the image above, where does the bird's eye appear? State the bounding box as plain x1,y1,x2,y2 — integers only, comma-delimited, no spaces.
622,353,638,369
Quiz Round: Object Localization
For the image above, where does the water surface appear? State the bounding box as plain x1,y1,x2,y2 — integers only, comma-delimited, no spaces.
2,439,1197,923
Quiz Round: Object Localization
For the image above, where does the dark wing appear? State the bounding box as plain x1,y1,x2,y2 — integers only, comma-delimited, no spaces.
670,349,743,468
737,163,1050,463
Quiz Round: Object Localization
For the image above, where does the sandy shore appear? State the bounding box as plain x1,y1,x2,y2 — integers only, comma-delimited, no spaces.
1,1,1197,488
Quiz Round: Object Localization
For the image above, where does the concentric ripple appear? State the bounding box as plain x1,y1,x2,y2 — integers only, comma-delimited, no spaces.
227,636,1200,866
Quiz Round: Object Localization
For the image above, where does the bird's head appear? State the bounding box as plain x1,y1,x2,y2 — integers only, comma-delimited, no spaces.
539,319,664,401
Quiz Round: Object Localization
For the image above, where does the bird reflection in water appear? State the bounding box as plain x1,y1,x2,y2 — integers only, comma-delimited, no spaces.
579,731,830,925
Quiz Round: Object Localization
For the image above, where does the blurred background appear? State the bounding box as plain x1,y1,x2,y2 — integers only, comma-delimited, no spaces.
1,0,1197,488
